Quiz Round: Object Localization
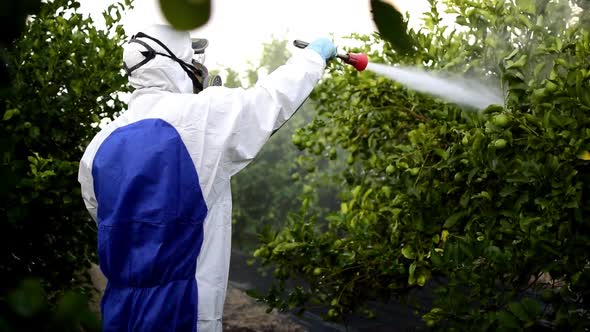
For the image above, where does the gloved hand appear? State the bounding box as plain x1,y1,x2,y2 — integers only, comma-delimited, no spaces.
307,38,337,62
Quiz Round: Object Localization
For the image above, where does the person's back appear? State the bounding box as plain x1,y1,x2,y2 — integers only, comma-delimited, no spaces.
78,24,335,332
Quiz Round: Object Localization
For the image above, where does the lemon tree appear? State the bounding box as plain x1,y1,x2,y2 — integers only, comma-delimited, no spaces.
252,0,590,330
1,0,130,321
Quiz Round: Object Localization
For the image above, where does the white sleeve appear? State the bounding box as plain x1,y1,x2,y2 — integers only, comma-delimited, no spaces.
216,49,325,176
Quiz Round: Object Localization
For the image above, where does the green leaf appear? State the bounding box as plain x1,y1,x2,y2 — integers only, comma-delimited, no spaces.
430,251,443,267
519,216,541,232
472,191,491,200
505,49,520,61
444,211,465,228
370,0,414,54
361,188,373,204
434,148,449,160
272,242,303,255
499,185,518,197
506,55,528,70
497,311,520,328
484,245,502,262
533,62,546,78
159,0,211,30
3,108,20,121
460,191,470,207
521,298,542,318
55,292,88,320
352,185,362,199
8,280,46,317
401,246,415,259
408,262,417,285
508,302,529,321
416,269,430,286
516,0,536,13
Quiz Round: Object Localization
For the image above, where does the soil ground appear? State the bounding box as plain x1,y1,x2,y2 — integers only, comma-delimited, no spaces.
87,250,428,331
88,264,308,332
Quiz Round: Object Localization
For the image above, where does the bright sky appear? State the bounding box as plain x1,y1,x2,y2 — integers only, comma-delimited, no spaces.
79,0,430,72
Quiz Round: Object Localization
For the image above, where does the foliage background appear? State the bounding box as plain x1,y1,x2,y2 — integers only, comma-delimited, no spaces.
229,39,343,252
1,0,130,329
252,0,590,330
226,39,303,251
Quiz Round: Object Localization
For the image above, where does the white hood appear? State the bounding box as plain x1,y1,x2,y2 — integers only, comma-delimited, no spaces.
123,24,194,94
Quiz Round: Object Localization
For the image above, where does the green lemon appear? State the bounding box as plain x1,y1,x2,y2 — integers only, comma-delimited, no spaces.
328,148,337,160
381,186,392,197
492,114,509,127
493,138,507,149
328,309,338,318
386,164,395,175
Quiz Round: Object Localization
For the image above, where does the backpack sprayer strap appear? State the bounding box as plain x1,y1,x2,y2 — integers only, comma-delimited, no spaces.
123,32,204,92
124,38,156,75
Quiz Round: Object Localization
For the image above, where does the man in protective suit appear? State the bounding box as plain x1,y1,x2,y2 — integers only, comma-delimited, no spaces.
78,24,336,332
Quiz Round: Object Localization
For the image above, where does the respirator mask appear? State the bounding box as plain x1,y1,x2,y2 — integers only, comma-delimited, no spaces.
124,32,222,94
191,38,223,91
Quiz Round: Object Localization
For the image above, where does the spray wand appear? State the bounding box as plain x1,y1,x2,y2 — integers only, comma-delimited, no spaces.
293,40,369,72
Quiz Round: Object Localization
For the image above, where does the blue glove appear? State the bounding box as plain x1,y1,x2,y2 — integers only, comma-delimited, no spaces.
307,38,337,61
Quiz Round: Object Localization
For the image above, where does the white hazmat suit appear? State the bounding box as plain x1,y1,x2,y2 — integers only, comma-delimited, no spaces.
78,24,326,331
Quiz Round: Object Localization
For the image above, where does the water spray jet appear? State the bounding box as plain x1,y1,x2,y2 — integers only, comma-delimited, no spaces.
294,40,503,110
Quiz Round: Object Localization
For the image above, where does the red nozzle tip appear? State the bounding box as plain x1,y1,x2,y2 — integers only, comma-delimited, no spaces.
346,53,369,71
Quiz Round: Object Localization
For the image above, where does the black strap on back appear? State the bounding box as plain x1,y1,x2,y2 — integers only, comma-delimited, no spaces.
124,32,204,92
123,38,156,74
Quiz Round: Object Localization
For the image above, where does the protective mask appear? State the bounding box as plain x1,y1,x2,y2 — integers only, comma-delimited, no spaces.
124,32,221,94
191,60,222,91
191,39,222,92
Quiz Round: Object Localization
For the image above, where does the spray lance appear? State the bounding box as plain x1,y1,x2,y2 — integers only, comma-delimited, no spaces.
293,40,369,72
294,40,503,110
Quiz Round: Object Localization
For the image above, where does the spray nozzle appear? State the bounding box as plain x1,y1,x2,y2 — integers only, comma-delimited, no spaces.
293,40,369,72
340,52,369,71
